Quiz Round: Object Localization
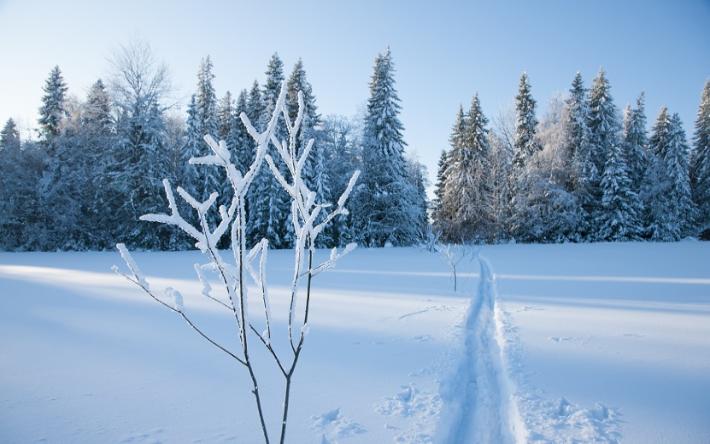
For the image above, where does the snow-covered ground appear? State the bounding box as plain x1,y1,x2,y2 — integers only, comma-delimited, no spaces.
1,242,709,443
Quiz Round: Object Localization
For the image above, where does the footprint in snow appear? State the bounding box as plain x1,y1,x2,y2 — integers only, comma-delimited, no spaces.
518,305,544,312
549,336,574,343
412,335,432,342
376,384,440,443
312,408,366,443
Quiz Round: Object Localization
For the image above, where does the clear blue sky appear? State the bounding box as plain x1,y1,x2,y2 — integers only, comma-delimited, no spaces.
1,0,708,190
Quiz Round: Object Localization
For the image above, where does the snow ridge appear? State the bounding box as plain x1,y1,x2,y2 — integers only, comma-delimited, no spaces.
436,255,526,443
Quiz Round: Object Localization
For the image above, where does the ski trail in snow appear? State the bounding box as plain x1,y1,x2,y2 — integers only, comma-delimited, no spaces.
436,256,526,444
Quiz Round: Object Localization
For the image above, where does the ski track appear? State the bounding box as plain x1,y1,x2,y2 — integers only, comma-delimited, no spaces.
436,256,525,444
435,255,623,444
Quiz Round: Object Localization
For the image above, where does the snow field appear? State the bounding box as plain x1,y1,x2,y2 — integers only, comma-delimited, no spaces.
1,242,709,443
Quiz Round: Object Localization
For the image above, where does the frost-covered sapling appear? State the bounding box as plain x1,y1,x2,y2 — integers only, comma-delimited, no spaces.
113,81,360,444
436,242,475,292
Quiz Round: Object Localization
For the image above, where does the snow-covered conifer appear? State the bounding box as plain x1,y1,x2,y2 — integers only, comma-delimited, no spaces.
622,94,648,196
442,95,491,242
512,72,540,173
645,108,697,240
586,69,622,238
598,137,643,241
432,149,450,231
287,59,322,193
83,79,113,134
218,91,235,142
321,115,362,246
354,48,421,246
690,80,710,238
248,54,291,248
511,73,543,240
38,66,69,142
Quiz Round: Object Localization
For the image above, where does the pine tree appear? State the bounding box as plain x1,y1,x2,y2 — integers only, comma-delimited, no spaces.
229,89,252,174
247,80,265,129
690,80,710,238
0,118,21,151
598,138,643,241
512,99,581,243
183,94,202,197
442,95,491,242
562,73,595,239
354,48,420,246
111,98,172,249
286,59,333,246
83,79,113,134
588,69,621,173
646,108,697,240
511,72,541,240
511,72,540,172
436,107,465,237
587,69,622,238
0,119,28,249
249,54,291,248
38,66,68,142
81,79,116,249
406,157,430,241
487,130,513,242
218,90,235,142
286,59,321,192
622,93,648,195
432,149,450,230
321,115,361,246
194,56,221,202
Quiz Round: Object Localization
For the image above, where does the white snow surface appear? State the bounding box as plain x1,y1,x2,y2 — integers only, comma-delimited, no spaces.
1,242,709,443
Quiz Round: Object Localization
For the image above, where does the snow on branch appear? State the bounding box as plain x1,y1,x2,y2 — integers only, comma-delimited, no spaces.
112,79,358,444
140,179,204,242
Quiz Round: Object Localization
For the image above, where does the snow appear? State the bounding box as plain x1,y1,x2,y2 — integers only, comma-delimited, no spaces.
1,242,709,443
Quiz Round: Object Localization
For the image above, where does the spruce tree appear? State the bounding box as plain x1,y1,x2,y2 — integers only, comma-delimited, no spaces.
82,79,116,249
216,91,237,211
442,95,491,242
112,99,171,249
406,157,430,241
646,108,697,240
218,90,235,142
286,59,321,192
562,73,595,239
512,72,540,173
0,119,25,249
247,80,265,129
354,48,419,246
194,56,221,202
183,94,202,197
487,131,513,241
83,79,113,134
229,89,252,174
511,73,541,240
622,93,648,195
249,54,291,248
690,80,710,237
598,138,643,241
587,69,622,238
0,118,21,151
38,66,68,142
432,149,450,232
321,115,361,247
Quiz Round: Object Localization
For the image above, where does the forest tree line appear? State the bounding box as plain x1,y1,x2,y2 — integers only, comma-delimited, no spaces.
1,43,708,251
433,72,710,243
0,44,428,251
